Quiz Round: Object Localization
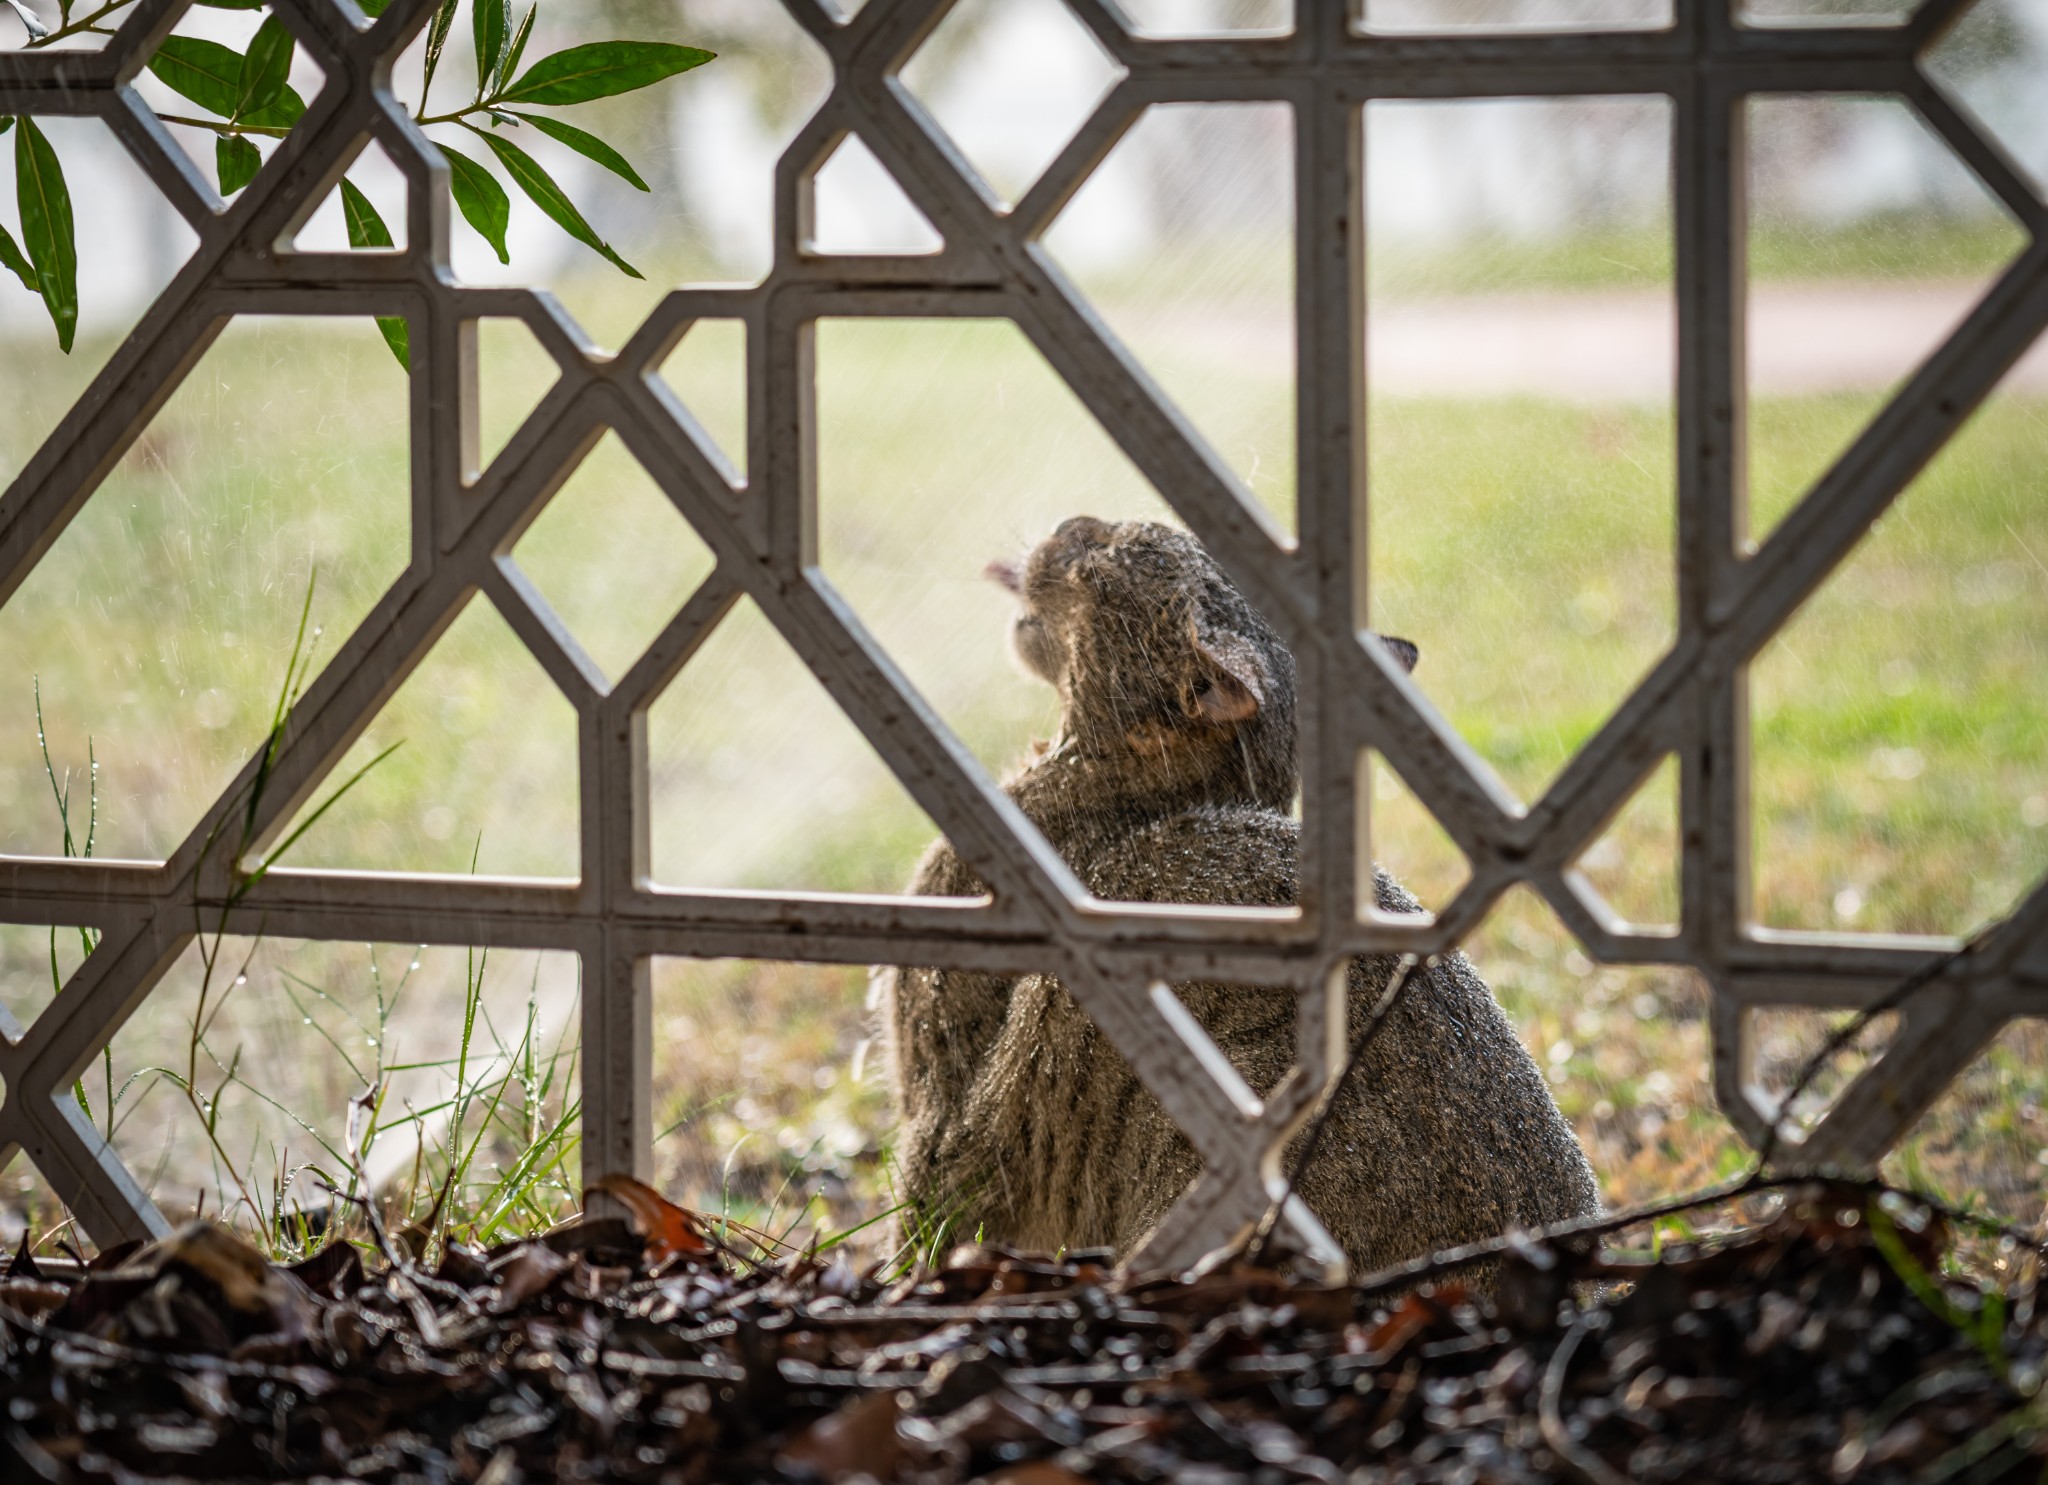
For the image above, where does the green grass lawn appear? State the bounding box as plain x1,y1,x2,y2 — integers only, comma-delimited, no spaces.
1367,213,2027,300
1,276,2044,1252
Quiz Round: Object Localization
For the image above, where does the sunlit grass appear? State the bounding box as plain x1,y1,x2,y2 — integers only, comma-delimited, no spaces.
650,959,891,1246
1750,392,2048,939
1368,395,1677,801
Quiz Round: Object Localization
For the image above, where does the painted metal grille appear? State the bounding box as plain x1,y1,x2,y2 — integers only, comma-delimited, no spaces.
1,0,2044,1267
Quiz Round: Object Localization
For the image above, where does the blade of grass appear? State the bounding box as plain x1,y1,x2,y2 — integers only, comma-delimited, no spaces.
238,741,404,898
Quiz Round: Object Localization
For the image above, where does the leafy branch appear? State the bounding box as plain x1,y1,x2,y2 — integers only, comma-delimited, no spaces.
1,0,712,360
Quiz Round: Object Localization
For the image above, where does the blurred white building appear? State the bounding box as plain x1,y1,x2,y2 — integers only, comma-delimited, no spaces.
0,0,2042,342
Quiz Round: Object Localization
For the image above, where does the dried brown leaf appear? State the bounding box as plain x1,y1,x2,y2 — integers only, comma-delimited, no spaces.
492,1241,571,1311
585,1174,712,1267
777,1390,905,1481
988,1466,1093,1485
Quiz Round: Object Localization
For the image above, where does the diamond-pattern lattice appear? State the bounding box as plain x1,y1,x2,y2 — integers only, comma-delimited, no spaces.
1,0,2046,1270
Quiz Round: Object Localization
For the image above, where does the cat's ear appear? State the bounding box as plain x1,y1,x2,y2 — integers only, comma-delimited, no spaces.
1372,633,1420,674
1192,636,1265,724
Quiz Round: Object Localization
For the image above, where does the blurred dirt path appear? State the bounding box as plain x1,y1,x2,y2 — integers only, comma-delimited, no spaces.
1123,281,2048,401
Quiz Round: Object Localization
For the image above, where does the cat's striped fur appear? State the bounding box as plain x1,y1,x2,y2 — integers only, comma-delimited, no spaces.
878,518,1598,1274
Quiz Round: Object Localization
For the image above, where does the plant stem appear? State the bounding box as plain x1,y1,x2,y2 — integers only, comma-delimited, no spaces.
26,0,132,49
155,114,293,140
179,921,266,1226
414,103,501,128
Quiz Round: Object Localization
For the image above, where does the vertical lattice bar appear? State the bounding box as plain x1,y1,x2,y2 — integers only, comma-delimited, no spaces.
1294,9,1367,1202
1295,45,1366,931
584,932,653,1192
1672,18,1763,1136
1674,72,1749,962
422,295,470,561
583,669,638,1205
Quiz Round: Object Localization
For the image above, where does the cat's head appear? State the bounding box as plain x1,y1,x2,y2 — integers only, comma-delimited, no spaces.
992,518,1331,807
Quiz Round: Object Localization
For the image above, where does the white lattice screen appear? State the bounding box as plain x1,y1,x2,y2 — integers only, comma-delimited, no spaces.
0,0,2043,1268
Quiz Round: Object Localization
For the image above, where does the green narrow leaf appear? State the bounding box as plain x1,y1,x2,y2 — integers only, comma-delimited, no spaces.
467,124,640,278
0,115,13,136
508,111,646,191
440,142,510,263
235,14,295,121
216,133,261,195
421,0,459,97
494,3,534,96
245,741,404,890
498,40,714,108
339,178,410,370
16,119,77,353
0,221,35,292
241,83,307,132
356,0,392,14
147,35,246,118
375,317,409,370
472,0,507,97
339,176,395,249
0,149,32,292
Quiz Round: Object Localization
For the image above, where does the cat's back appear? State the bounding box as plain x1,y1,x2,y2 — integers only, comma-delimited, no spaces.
1060,803,1600,1267
1079,800,1300,909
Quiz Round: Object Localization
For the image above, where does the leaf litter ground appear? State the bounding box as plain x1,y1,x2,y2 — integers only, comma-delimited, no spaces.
0,1178,2041,1483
